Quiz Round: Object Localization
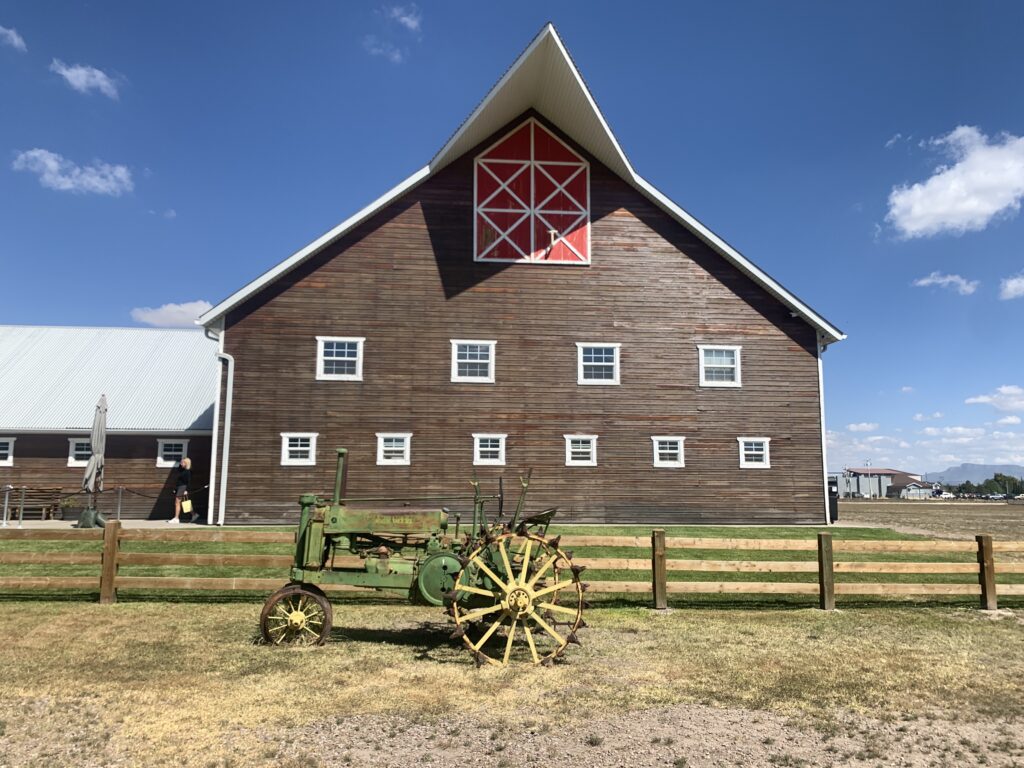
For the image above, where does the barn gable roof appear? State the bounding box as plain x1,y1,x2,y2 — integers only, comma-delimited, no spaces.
199,24,845,345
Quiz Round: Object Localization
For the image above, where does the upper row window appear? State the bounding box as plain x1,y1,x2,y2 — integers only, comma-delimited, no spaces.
317,336,365,381
451,340,496,383
315,338,742,388
698,345,741,387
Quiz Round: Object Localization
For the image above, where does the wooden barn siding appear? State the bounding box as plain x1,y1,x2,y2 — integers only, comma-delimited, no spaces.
217,112,826,525
0,434,211,519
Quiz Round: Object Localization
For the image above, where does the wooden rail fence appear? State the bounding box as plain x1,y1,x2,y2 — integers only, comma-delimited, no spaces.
0,524,1022,610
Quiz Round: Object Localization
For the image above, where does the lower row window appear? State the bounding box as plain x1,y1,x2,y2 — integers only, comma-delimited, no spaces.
278,432,770,468
738,437,771,468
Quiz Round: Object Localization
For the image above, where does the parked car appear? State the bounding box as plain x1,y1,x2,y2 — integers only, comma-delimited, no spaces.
938,492,955,499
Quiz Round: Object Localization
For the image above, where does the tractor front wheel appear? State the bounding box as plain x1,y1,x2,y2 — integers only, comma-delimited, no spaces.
260,584,333,646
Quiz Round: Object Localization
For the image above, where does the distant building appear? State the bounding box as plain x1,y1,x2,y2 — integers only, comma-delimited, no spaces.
832,467,931,499
897,481,940,500
0,326,217,519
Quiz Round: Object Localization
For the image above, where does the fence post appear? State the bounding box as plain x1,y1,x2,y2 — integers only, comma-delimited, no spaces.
817,532,835,611
976,534,997,611
99,520,122,604
1,485,10,527
651,528,667,610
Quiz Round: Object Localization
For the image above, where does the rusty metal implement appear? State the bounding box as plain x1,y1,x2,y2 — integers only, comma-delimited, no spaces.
259,448,586,666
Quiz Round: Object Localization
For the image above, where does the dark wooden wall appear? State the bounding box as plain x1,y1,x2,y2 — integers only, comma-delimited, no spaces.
0,434,211,519
216,111,828,525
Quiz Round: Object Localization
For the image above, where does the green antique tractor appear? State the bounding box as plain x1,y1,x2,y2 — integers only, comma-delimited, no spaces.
259,448,587,666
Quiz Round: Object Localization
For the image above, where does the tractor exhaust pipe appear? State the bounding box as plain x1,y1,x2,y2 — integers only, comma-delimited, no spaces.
333,448,348,505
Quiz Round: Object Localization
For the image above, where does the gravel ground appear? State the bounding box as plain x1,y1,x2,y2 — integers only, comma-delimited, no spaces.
249,704,1024,768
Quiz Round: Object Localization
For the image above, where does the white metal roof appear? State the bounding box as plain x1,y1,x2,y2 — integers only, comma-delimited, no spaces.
199,24,845,345
0,326,218,432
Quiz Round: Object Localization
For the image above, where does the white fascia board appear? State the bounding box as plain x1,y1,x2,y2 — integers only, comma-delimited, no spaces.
198,166,432,327
629,175,846,345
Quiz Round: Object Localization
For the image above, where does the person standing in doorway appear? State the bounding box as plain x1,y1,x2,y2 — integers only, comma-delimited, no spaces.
168,457,193,524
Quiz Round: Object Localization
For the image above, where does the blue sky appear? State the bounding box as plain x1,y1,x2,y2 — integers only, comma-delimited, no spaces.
1,1,1022,473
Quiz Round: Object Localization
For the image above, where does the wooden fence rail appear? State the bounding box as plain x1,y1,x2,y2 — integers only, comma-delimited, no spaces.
1,524,1023,609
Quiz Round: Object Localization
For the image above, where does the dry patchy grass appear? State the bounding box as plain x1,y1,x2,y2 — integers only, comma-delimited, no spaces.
1,599,1023,766
839,500,1024,541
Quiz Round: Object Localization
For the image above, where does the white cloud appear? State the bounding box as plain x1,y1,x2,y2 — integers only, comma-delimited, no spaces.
920,426,985,438
847,422,879,433
1000,271,1024,300
885,133,903,149
384,4,422,32
363,35,404,64
966,385,1024,412
912,412,943,422
900,386,915,394
12,149,133,196
886,126,1024,238
911,271,979,296
49,59,119,99
130,300,212,328
162,208,176,219
0,24,26,51
997,415,1022,426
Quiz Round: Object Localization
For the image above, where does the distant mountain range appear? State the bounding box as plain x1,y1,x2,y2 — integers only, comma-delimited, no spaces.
923,463,1024,484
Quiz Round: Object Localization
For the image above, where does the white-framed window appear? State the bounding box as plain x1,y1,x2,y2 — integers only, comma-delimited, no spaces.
156,439,190,468
698,345,742,387
651,436,686,468
316,336,365,381
564,434,598,467
472,433,507,466
0,437,14,467
576,343,620,385
451,340,496,383
67,438,92,467
280,433,318,466
738,437,771,469
377,433,412,466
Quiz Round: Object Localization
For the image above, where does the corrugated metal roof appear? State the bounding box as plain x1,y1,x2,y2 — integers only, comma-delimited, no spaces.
0,326,218,432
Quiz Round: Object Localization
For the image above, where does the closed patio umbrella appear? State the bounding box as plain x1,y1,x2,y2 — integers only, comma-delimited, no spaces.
78,395,107,528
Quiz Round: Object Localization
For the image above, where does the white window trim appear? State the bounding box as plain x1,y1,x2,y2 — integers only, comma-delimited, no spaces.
376,432,413,466
651,436,686,468
67,437,91,468
0,436,15,467
316,336,365,381
738,437,771,469
280,432,318,467
564,434,598,467
450,339,496,383
698,344,742,388
156,438,190,468
472,433,507,466
576,342,621,385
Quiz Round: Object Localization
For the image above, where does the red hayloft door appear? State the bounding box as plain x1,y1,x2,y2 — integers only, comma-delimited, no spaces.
474,118,590,264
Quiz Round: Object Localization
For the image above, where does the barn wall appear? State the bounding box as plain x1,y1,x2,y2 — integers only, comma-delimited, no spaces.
0,434,211,519
216,112,826,525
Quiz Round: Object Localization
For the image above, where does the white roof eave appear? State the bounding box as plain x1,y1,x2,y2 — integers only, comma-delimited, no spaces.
199,24,844,346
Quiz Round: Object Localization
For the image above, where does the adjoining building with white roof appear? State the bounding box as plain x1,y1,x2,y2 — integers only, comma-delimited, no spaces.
0,326,217,520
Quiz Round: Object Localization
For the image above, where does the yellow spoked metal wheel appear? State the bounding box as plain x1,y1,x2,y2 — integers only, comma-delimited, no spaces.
260,584,333,646
450,531,585,666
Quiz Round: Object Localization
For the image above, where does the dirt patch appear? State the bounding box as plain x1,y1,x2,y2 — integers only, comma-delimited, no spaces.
249,705,1024,768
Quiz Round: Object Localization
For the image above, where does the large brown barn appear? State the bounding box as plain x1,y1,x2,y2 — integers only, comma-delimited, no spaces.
198,25,845,525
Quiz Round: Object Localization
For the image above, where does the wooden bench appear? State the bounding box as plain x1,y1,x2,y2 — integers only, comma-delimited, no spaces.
3,487,64,521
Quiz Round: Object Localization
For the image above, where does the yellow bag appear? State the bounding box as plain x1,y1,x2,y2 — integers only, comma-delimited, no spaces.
181,498,193,514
